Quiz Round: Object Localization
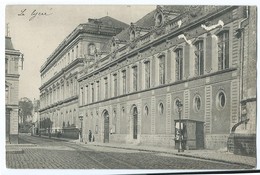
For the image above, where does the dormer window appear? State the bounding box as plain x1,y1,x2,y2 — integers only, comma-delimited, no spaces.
130,30,135,41
88,44,96,56
155,13,164,27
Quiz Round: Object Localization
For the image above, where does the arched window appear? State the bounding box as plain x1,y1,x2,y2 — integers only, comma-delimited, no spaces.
144,105,149,116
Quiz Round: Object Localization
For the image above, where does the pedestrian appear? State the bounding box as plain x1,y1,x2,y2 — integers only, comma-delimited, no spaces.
89,130,92,142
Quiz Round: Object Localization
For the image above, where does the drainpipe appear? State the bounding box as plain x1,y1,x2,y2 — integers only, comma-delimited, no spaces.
237,6,249,125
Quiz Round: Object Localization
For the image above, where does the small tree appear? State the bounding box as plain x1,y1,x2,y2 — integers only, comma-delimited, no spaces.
19,97,33,123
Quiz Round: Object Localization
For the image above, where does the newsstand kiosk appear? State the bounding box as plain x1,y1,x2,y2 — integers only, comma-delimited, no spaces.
174,119,204,150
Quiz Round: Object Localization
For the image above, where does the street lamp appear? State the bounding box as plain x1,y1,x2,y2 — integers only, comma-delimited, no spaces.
176,100,183,152
78,115,83,142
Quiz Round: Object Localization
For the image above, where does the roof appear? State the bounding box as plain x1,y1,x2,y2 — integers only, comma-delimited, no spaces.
113,9,156,42
162,5,188,14
90,16,129,29
5,36,14,50
115,28,130,42
134,10,156,29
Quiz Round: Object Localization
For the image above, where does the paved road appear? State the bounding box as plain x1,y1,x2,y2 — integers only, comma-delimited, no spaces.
6,134,253,169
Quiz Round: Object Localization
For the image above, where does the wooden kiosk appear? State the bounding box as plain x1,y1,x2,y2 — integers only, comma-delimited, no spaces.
174,119,204,150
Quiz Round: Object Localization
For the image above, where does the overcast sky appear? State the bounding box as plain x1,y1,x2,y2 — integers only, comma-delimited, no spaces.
5,5,156,101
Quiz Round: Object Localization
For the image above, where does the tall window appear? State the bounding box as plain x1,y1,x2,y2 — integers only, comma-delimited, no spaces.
113,74,117,97
5,58,8,74
76,45,78,58
72,49,74,61
104,77,108,99
195,41,204,76
122,70,126,94
175,49,183,81
91,84,94,103
96,81,100,101
80,87,84,105
144,61,150,89
159,55,165,85
218,31,229,70
133,66,138,92
85,85,88,104
68,52,70,64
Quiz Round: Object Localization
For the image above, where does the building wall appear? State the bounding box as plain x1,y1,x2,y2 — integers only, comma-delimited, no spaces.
5,47,21,144
77,6,251,150
39,22,126,135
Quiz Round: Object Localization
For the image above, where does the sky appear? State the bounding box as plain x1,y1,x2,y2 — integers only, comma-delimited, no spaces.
5,5,156,101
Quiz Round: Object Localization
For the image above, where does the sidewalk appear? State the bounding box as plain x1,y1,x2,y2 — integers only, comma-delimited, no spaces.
33,135,257,168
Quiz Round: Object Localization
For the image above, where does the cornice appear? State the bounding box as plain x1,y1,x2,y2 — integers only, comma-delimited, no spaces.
39,95,78,113
39,58,83,91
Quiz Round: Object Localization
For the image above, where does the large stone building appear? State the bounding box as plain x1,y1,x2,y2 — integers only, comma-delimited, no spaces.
39,5,257,151
5,35,23,144
39,16,128,138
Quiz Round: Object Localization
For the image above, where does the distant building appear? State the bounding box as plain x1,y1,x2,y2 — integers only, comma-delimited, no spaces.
31,99,40,135
5,35,24,144
39,16,128,138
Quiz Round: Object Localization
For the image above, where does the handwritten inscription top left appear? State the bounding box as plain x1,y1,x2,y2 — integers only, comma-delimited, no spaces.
18,8,53,21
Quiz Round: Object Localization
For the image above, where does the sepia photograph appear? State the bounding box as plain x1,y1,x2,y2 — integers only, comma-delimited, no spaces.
3,1,258,174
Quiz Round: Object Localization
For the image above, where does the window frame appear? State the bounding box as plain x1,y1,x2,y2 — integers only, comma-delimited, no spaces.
217,30,229,70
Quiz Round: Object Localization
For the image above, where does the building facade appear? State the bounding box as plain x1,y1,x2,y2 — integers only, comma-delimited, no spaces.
77,6,256,150
39,5,256,151
5,36,23,144
39,17,128,137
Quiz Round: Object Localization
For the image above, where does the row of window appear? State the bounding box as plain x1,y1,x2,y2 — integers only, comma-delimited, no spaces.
42,42,98,85
79,31,230,105
142,90,226,117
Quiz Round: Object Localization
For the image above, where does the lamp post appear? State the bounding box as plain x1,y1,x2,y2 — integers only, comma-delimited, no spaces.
78,115,83,142
176,100,183,152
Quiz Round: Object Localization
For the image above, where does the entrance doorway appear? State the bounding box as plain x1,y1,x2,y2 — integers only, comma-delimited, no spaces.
103,110,109,143
133,107,138,139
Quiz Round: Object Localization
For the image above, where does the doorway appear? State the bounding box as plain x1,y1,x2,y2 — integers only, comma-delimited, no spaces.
133,107,138,139
103,110,109,143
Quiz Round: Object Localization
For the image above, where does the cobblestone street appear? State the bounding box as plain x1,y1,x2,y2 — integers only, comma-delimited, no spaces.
6,134,253,169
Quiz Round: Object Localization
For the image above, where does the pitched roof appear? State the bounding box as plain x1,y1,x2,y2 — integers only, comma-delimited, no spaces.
162,5,188,14
91,16,129,29
114,9,156,42
135,10,156,29
5,36,14,50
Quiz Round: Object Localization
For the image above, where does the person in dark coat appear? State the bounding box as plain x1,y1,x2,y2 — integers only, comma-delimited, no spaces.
89,130,92,142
